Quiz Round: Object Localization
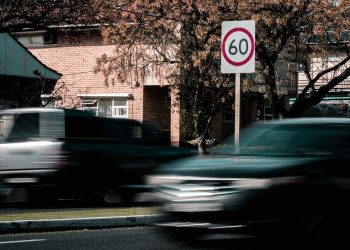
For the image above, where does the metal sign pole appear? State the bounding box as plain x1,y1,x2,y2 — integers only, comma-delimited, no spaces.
221,20,255,154
235,73,240,154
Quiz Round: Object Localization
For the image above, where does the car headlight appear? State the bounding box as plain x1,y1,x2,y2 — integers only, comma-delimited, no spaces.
146,175,184,185
232,176,304,190
233,178,271,189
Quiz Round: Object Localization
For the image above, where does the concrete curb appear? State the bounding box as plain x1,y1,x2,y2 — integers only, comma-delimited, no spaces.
0,214,163,233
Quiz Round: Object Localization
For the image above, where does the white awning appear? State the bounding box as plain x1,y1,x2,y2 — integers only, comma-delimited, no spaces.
77,93,130,98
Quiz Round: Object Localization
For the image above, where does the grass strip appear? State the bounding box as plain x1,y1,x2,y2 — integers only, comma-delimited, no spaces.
0,207,160,221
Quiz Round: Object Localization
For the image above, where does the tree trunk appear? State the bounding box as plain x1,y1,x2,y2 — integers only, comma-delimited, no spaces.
196,114,215,155
197,136,208,155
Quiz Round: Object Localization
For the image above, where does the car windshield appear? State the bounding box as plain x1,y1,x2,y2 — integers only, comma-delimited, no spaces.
0,111,65,142
0,113,39,142
212,123,350,156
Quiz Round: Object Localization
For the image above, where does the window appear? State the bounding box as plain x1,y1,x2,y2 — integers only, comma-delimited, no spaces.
81,98,128,118
82,99,98,116
15,31,57,47
129,126,142,139
41,95,60,108
112,98,128,118
98,99,112,117
257,106,273,122
0,115,15,139
43,100,57,108
65,116,103,138
3,113,39,141
0,112,65,142
330,0,339,6
17,35,44,46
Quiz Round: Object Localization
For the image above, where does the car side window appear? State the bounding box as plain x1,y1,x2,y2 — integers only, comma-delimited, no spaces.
65,116,103,138
129,125,142,139
7,113,39,141
101,119,124,139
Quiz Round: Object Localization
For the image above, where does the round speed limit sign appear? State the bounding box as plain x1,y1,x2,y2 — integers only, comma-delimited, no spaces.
221,21,255,73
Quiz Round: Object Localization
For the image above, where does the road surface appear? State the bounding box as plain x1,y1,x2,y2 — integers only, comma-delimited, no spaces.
0,226,262,250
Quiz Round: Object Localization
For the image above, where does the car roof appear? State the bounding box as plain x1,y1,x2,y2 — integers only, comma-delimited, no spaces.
259,117,350,126
0,107,92,116
0,107,143,123
0,107,65,114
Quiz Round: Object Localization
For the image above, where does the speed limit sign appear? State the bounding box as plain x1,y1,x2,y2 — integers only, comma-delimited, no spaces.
221,20,255,73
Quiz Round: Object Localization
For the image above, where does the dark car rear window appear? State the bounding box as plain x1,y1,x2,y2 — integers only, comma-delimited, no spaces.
214,124,350,156
2,113,39,141
64,115,143,141
65,115,103,138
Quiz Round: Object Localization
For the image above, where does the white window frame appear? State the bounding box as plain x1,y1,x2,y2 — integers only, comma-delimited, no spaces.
257,106,273,122
80,97,128,118
17,34,44,46
41,94,60,108
14,30,57,47
111,98,128,118
81,98,98,116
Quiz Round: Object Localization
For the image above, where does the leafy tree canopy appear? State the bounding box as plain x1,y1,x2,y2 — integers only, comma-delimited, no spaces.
0,0,97,32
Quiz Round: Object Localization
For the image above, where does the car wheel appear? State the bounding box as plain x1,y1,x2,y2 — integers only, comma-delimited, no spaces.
299,206,330,239
28,186,57,207
160,226,202,242
80,186,107,205
284,205,337,247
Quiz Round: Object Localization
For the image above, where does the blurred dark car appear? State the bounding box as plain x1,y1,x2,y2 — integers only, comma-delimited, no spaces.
149,118,350,243
0,108,194,204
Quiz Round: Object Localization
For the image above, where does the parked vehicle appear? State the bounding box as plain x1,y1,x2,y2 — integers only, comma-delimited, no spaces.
149,118,350,243
0,108,194,204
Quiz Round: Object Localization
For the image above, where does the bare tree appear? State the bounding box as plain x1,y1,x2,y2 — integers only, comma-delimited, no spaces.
243,0,350,117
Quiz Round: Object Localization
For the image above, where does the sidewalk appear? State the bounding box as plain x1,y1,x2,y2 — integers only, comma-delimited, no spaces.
0,206,162,233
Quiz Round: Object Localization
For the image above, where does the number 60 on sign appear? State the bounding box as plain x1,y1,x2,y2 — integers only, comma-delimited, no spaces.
221,20,255,74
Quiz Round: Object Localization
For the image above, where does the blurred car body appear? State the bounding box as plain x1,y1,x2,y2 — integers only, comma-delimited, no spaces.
150,118,350,242
0,108,194,203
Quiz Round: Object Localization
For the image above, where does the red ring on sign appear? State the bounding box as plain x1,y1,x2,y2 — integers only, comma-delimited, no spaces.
222,27,255,66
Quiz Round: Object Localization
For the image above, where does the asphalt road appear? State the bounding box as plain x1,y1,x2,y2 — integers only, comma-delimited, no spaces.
0,225,344,250
0,226,201,250
0,226,266,250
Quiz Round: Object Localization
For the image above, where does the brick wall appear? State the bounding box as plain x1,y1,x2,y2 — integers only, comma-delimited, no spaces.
29,30,144,121
27,30,182,145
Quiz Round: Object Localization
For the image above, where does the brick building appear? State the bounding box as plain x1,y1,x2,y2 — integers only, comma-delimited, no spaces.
14,28,181,145
14,27,263,146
